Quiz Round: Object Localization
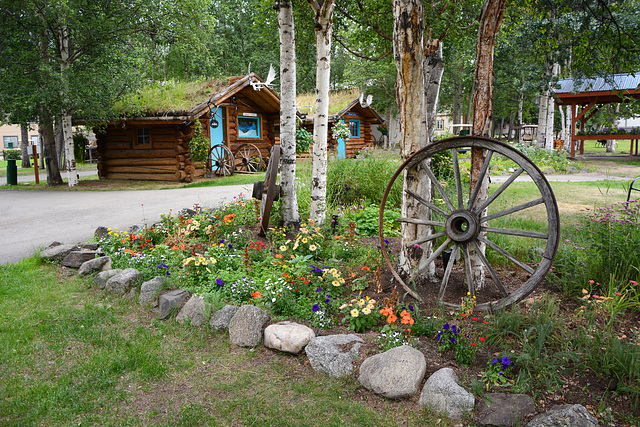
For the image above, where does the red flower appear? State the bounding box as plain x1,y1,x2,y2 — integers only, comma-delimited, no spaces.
480,337,485,342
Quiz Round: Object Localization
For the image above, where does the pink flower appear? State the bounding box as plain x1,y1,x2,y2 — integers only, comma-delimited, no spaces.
413,244,420,248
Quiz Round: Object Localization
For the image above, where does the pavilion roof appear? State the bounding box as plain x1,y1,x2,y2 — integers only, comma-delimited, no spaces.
555,73,640,105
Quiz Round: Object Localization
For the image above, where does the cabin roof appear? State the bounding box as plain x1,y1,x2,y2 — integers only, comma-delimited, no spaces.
301,98,384,125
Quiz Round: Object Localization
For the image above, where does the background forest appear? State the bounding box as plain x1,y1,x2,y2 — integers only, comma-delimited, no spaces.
1,0,640,131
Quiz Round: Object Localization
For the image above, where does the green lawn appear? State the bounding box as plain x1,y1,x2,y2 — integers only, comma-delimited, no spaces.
0,257,439,426
0,160,97,177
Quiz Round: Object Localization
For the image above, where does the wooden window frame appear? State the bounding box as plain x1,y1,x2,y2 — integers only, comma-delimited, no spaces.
237,115,261,139
134,127,152,148
349,120,361,138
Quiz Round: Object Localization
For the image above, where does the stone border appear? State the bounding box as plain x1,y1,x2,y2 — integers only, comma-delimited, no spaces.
40,239,601,426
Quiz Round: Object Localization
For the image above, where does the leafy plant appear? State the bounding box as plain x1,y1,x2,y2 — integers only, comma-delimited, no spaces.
331,121,350,140
340,297,381,333
481,356,515,390
189,121,210,162
296,127,313,154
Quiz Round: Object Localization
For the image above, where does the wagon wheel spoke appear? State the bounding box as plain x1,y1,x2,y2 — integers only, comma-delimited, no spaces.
405,230,447,247
481,198,545,223
397,218,446,227
477,235,535,274
414,238,452,278
235,143,263,173
474,167,524,213
482,226,548,240
452,149,464,210
421,159,455,212
467,149,493,211
437,243,460,302
462,243,475,297
406,189,450,218
470,240,508,297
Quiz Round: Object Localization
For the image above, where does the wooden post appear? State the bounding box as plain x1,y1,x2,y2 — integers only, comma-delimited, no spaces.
32,145,39,184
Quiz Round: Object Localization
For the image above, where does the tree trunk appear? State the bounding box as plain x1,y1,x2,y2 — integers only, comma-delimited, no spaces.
469,0,507,290
20,124,31,168
308,0,335,225
54,116,64,167
59,25,78,187
40,110,63,186
276,0,300,227
517,92,524,143
393,0,445,288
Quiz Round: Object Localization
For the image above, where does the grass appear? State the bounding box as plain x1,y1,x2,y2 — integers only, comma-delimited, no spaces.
0,171,263,191
579,139,639,155
0,160,97,177
297,89,363,116
0,257,436,426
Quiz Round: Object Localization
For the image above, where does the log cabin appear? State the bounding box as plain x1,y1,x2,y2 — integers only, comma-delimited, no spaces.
301,98,384,159
88,74,280,182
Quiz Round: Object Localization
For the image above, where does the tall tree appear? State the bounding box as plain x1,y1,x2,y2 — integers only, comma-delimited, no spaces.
276,0,301,226
468,0,507,289
307,0,335,224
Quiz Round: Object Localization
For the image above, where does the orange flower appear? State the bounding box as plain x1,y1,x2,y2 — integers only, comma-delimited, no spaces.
400,310,410,318
361,266,370,271
124,248,135,255
251,291,262,299
275,254,283,259
350,273,356,278
387,314,397,324
379,307,393,317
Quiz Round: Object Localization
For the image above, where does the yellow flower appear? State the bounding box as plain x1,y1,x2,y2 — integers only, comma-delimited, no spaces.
350,308,359,318
280,245,287,251
302,238,308,243
357,299,365,307
332,280,340,287
362,307,371,315
309,244,317,251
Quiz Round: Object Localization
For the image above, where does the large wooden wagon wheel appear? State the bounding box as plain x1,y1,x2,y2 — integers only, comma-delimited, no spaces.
379,136,560,312
235,143,264,172
252,145,281,237
207,144,235,176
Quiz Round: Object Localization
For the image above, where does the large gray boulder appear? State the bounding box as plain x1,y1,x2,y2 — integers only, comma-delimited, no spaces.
210,305,239,331
139,276,166,307
78,256,111,276
305,334,364,378
358,345,426,399
104,268,142,295
62,250,100,268
525,404,599,427
176,295,208,326
40,243,79,262
264,321,315,354
476,393,536,426
419,368,475,419
228,305,270,347
158,289,191,319
94,269,123,290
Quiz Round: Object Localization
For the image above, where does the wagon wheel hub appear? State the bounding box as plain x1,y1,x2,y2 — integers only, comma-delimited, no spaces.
445,210,480,243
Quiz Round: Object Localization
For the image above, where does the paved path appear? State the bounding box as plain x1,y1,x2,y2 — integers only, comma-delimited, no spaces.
491,172,628,183
0,184,251,265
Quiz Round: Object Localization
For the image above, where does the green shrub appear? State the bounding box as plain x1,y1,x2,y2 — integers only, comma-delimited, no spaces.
327,154,402,208
73,133,88,163
296,127,313,154
189,121,209,162
3,149,21,160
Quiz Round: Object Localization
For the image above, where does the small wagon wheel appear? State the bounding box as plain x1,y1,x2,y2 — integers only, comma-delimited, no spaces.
252,145,281,237
379,136,560,312
234,143,264,173
207,144,235,176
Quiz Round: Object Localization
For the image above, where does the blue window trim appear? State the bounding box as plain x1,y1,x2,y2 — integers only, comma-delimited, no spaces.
238,116,261,139
349,119,360,138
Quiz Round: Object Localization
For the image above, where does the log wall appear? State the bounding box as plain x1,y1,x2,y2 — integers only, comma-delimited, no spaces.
96,122,194,182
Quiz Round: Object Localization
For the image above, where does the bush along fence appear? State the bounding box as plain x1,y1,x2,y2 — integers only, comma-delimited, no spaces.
38,213,604,426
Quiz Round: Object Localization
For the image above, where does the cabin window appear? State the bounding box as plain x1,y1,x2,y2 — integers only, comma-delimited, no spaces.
136,127,151,147
349,120,360,138
30,136,38,145
3,136,18,148
238,116,260,139
436,120,444,130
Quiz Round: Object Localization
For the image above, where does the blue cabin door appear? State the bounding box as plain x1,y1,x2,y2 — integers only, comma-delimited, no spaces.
337,138,346,159
210,107,225,158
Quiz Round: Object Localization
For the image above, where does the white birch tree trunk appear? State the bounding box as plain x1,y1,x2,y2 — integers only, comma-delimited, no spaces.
564,106,571,151
307,0,335,225
59,25,78,187
276,0,300,226
537,93,549,148
518,92,524,143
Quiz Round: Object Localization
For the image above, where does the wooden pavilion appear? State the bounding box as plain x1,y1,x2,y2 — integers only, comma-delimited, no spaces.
89,74,280,182
555,73,640,157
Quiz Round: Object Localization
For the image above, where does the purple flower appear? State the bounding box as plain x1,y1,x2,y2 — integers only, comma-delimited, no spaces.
216,278,225,286
492,358,499,365
501,357,512,368
443,323,450,330
312,304,320,312
315,288,322,293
